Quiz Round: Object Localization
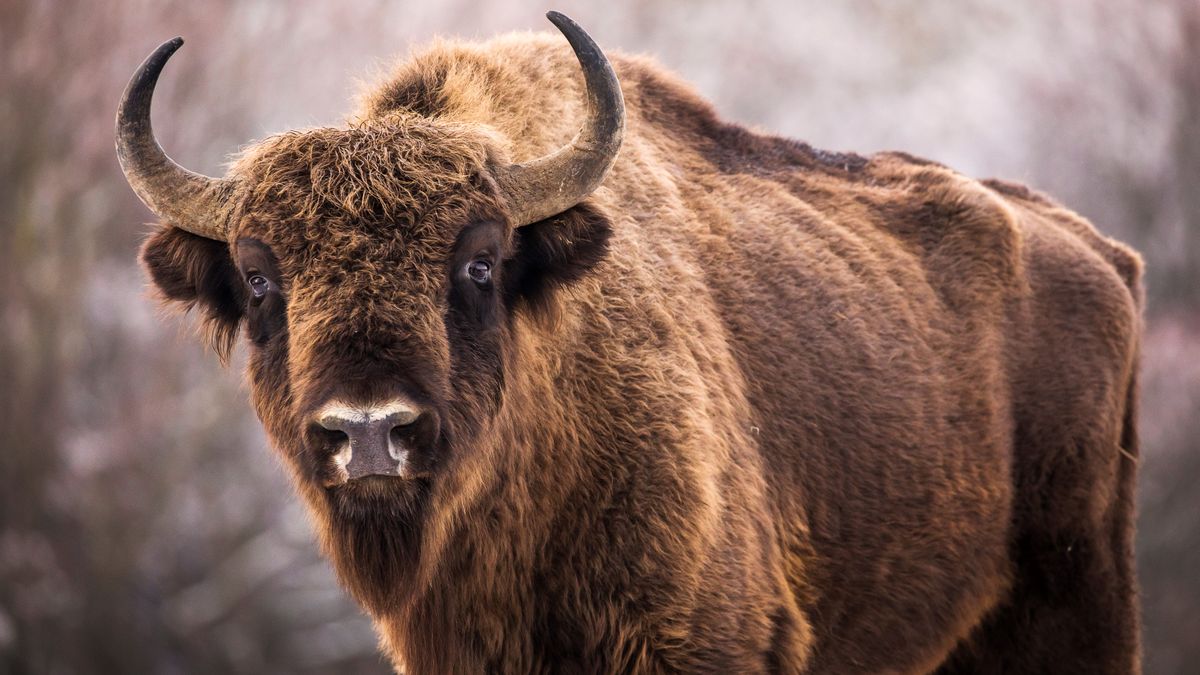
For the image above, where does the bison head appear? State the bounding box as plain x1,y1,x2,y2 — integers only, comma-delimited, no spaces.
116,12,623,587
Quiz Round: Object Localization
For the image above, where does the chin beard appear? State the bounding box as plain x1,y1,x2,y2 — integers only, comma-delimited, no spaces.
324,476,431,612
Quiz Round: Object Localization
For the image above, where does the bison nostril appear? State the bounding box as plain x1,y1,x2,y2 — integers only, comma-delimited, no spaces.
313,425,349,449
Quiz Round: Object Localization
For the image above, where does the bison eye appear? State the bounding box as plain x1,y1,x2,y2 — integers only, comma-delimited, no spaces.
248,273,271,298
466,259,492,286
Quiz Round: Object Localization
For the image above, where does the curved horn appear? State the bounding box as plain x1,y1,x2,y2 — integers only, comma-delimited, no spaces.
117,38,233,241
496,12,626,227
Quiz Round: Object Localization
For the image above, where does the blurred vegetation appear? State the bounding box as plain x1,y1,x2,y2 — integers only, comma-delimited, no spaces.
1,1,1196,673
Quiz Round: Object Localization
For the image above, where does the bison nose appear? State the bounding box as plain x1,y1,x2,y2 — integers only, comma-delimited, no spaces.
315,401,422,480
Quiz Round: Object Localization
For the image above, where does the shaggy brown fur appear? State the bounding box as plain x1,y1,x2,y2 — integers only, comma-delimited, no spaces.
138,31,1143,673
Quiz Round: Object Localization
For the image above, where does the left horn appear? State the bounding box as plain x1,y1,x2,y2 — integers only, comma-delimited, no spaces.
495,12,626,227
116,37,234,241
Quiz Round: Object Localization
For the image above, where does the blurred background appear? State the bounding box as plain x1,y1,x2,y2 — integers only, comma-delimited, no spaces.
1,0,1196,672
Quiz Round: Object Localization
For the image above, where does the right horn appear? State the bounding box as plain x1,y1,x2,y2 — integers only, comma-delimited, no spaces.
116,37,235,241
494,12,626,228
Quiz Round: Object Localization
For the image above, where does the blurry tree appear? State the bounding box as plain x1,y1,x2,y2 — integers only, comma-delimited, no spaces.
0,1,384,672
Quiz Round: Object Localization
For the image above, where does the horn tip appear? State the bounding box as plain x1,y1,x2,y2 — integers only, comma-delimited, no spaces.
150,37,184,61
545,10,573,29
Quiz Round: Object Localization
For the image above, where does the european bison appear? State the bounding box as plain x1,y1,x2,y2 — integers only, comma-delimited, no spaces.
117,12,1143,673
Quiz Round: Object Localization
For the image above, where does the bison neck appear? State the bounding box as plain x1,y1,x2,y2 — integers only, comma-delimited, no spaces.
321,303,799,671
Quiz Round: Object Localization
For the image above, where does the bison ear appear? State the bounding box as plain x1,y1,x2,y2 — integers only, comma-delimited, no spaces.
505,201,612,313
140,226,244,363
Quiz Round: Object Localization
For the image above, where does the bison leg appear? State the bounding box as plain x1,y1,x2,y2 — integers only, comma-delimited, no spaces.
936,524,1140,673
937,387,1141,674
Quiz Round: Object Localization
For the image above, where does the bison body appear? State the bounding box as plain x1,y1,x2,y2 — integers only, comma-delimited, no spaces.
122,18,1142,674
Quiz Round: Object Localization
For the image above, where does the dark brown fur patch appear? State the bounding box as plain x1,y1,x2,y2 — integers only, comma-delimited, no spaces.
141,227,244,361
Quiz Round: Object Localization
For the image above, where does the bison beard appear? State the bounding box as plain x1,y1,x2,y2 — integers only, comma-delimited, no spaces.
119,12,1144,675
328,478,430,611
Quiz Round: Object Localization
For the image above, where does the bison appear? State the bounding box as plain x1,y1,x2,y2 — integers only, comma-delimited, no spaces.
117,12,1143,673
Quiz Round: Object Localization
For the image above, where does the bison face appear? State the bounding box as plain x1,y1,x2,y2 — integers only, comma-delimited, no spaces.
118,14,622,594
139,120,613,512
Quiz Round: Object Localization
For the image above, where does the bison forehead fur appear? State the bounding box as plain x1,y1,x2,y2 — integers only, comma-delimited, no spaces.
133,27,1143,675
